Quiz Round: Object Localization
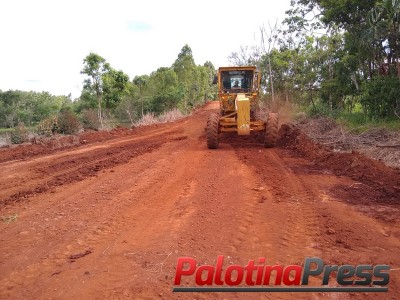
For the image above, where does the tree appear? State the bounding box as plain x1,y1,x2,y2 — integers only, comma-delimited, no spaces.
81,52,110,129
102,69,130,109
148,67,183,113
260,21,280,102
173,44,196,109
203,61,217,100
0,90,68,127
133,75,149,117
284,0,378,32
366,0,400,66
228,45,262,66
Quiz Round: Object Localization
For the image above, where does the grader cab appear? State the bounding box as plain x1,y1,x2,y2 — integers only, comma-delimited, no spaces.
206,66,278,149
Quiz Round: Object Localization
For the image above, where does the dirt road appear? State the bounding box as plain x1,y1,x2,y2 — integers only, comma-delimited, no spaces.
1,102,399,299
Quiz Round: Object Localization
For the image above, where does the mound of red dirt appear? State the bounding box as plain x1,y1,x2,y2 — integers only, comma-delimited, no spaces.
0,128,132,163
278,123,400,203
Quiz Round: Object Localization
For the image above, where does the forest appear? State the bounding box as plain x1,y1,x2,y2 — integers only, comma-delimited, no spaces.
229,0,400,123
1,0,400,138
0,44,216,134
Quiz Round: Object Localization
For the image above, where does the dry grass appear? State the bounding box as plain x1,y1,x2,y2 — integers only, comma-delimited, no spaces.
157,109,185,123
134,113,159,126
134,109,186,127
297,118,400,168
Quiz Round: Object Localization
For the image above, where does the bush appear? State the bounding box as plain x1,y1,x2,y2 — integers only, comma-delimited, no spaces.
157,108,185,123
37,116,58,136
360,77,400,119
306,101,340,118
81,109,100,130
134,112,158,126
133,109,186,127
58,109,80,134
10,123,29,144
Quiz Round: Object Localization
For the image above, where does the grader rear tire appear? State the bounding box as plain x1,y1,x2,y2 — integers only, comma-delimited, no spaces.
206,113,220,149
264,113,279,148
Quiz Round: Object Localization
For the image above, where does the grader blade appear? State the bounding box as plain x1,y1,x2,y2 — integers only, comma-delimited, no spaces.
235,93,250,136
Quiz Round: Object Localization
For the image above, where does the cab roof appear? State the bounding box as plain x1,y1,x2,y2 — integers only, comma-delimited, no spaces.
218,66,257,72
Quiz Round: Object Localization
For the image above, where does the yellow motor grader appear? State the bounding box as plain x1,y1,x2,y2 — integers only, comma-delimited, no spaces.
206,66,278,149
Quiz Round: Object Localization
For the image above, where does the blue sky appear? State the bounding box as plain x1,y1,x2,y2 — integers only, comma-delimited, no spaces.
0,0,291,98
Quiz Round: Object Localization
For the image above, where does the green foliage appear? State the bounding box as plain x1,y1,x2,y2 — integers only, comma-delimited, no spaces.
338,111,369,128
360,76,400,118
10,123,29,144
77,45,215,126
306,101,341,118
226,0,398,126
80,52,131,129
103,69,130,109
0,45,215,133
0,90,70,128
171,45,216,110
132,74,149,117
80,52,110,129
148,67,183,113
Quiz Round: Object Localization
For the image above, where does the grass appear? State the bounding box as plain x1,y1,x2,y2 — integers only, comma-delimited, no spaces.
1,214,18,225
134,109,186,127
304,102,400,133
0,126,37,134
0,128,13,133
337,112,400,133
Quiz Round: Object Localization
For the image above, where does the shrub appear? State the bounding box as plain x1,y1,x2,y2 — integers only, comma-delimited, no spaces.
58,109,80,134
133,109,186,127
81,109,100,130
37,116,58,136
10,123,29,144
134,112,158,126
158,108,185,123
360,77,400,119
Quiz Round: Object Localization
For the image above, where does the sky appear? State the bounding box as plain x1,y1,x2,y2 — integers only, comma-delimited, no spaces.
0,0,291,98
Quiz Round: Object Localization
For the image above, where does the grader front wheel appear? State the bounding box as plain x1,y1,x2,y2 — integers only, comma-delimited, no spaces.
264,113,279,148
206,113,220,149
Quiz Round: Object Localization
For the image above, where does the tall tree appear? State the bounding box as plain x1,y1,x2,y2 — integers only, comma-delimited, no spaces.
81,52,110,129
148,67,183,113
173,44,196,109
260,21,280,102
133,75,149,117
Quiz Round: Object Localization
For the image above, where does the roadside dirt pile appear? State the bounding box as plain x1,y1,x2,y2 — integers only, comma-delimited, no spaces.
279,123,400,204
0,124,176,163
296,117,400,169
0,128,133,163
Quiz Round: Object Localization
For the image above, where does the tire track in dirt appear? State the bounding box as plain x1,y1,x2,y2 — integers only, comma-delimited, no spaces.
232,143,400,299
0,108,214,299
0,136,195,299
0,129,187,207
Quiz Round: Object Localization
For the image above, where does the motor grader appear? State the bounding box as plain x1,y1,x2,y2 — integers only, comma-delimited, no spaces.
206,66,278,149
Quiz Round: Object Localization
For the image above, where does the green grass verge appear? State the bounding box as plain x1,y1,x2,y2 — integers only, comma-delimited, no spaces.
304,103,400,133
337,112,400,133
0,128,13,133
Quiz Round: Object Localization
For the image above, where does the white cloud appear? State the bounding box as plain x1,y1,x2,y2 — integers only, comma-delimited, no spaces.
0,0,291,98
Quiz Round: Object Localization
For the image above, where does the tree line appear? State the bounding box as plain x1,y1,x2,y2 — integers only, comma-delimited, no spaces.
4,1,399,132
229,0,400,120
0,44,216,130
